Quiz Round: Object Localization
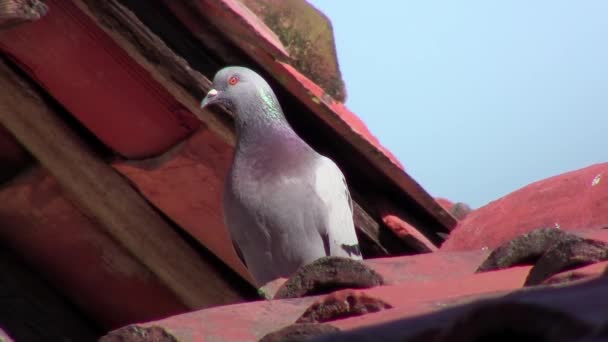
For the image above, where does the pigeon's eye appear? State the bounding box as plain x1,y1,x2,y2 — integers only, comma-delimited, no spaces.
228,75,239,86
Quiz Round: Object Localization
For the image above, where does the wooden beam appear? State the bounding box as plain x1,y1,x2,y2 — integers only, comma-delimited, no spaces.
0,166,191,328
352,198,422,256
0,0,47,30
352,200,389,257
0,125,32,183
0,58,247,309
0,247,99,340
72,0,235,146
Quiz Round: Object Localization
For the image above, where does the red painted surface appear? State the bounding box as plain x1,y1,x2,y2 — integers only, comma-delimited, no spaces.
368,264,530,306
317,272,608,341
380,214,438,252
102,229,608,341
108,261,608,341
113,127,252,282
280,62,403,170
542,261,608,285
264,251,488,298
146,297,318,341
109,265,530,341
0,168,186,329
365,250,489,284
332,266,531,331
443,163,608,251
0,126,31,182
0,0,200,159
572,228,608,242
196,0,289,59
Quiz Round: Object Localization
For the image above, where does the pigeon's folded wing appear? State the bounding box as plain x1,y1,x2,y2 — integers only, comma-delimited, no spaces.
313,156,362,259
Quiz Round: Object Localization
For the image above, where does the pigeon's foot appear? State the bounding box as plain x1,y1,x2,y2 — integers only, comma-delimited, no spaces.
258,277,288,300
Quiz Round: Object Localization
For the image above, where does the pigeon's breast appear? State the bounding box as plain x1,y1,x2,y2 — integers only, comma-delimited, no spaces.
234,134,317,180
224,136,328,282
226,134,320,222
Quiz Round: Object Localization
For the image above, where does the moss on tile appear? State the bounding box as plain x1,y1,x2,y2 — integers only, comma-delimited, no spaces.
240,0,347,102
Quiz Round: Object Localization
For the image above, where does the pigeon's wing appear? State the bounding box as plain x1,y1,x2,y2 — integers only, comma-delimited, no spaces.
313,156,362,259
223,153,361,286
224,187,276,285
232,239,247,267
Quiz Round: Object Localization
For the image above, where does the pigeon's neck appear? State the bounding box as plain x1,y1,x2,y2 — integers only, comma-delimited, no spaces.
235,115,299,156
231,96,315,181
233,92,300,151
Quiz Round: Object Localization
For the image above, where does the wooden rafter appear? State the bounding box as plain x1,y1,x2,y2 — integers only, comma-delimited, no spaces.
0,58,248,309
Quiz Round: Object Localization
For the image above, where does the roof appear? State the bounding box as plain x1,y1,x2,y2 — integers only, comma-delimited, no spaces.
0,0,455,279
443,162,608,251
0,0,607,341
101,163,608,341
0,0,456,331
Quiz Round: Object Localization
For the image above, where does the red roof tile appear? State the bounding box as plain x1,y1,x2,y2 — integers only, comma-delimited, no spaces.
443,163,608,251
0,0,200,158
0,0,455,292
0,125,31,182
195,0,290,59
0,167,185,329
113,128,251,282
319,272,608,341
365,250,488,284
380,214,438,252
3,1,608,340
99,219,608,340
543,260,608,285
101,264,532,341
330,266,531,331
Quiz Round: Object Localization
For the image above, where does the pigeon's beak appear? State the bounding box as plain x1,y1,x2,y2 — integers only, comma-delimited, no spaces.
200,88,219,108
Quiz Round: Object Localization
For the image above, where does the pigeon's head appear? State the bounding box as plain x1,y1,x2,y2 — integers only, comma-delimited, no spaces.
200,66,279,115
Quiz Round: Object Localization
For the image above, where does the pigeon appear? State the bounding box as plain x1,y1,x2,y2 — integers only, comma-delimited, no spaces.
201,66,362,286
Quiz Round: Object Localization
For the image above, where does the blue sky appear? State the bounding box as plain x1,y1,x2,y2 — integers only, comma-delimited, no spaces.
307,1,608,208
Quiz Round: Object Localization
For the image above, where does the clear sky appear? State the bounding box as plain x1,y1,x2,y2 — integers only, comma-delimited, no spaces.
307,1,608,208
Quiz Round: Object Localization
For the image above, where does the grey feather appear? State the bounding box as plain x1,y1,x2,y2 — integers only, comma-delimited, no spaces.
201,66,361,286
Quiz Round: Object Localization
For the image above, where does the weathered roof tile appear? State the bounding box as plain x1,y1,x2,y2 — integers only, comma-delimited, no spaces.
443,163,608,251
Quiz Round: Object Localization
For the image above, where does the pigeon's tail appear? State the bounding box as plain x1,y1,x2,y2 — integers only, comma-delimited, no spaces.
340,243,362,258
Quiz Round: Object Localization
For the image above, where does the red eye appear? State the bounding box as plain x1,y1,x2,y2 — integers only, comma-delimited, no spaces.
228,75,239,86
